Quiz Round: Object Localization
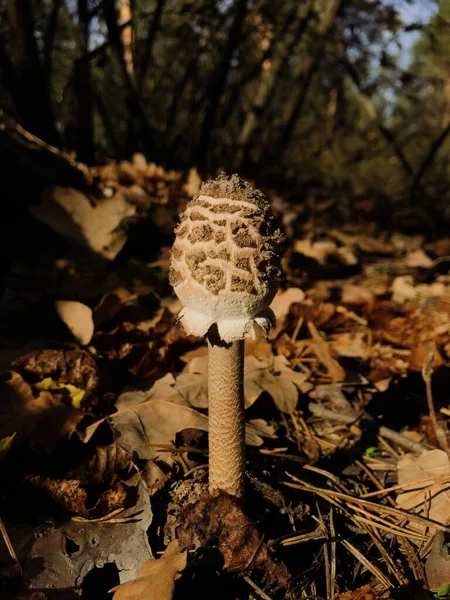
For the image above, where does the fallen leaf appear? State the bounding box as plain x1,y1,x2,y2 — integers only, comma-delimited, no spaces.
270,288,305,328
334,584,375,599
293,239,338,264
396,449,450,539
307,321,346,382
177,491,288,584
19,480,152,589
32,187,136,260
341,284,374,306
71,440,132,484
12,349,98,402
181,348,309,411
328,331,368,359
111,539,187,600
56,300,94,345
26,477,134,519
0,371,84,452
425,531,450,592
391,276,417,303
405,248,434,268
0,433,15,462
34,377,85,408
93,287,134,326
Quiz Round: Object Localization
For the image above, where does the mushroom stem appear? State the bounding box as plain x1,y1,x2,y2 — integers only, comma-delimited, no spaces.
207,334,246,499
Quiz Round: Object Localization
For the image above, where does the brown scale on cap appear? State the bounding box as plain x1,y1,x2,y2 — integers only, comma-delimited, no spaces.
169,173,282,299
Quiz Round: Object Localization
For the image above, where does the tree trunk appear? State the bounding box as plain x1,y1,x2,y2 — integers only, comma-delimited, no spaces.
197,0,248,171
236,2,313,167
138,0,165,92
103,0,156,155
6,0,60,145
120,0,134,79
75,0,95,164
277,0,341,157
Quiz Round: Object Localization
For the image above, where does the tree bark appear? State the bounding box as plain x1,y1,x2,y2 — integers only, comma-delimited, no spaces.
138,0,165,92
197,0,248,171
103,0,156,155
236,2,313,167
277,0,341,157
75,0,95,164
120,0,134,79
5,0,60,145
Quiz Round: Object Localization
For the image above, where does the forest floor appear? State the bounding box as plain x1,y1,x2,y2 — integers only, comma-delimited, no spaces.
1,157,450,600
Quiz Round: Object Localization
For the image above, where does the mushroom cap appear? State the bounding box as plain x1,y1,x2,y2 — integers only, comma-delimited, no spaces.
170,173,282,342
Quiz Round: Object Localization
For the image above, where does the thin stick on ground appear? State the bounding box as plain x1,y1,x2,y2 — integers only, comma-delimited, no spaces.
0,517,21,574
422,347,450,455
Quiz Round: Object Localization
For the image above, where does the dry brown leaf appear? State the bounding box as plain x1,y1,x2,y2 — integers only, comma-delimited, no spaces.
328,331,368,359
177,492,288,585
341,284,375,306
26,477,133,519
12,348,99,400
0,371,84,452
270,287,305,328
93,287,134,326
55,300,94,345
307,321,346,382
18,480,152,589
425,531,450,591
180,350,308,411
110,539,187,600
174,372,208,408
334,584,375,600
293,239,338,264
391,275,417,303
396,449,450,539
404,248,434,268
32,187,136,260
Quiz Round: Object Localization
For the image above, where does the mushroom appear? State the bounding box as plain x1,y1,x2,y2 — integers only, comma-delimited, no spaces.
170,173,282,498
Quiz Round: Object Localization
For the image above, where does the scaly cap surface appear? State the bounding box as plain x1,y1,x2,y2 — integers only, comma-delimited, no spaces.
170,173,282,342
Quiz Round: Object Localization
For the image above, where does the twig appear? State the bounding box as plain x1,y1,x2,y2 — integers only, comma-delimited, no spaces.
355,459,396,507
243,575,274,600
308,402,429,454
422,347,450,455
329,507,337,598
341,539,393,589
0,518,21,574
360,473,450,499
283,475,450,533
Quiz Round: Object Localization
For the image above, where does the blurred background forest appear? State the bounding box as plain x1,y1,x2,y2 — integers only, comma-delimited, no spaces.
0,0,449,220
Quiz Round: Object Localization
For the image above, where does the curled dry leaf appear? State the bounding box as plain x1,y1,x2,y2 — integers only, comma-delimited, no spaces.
32,186,136,260
177,491,289,585
12,348,99,402
26,477,133,519
34,377,85,408
55,300,94,345
19,480,152,589
270,287,305,331
334,585,376,600
110,539,187,600
81,441,132,485
0,371,84,452
93,287,134,326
